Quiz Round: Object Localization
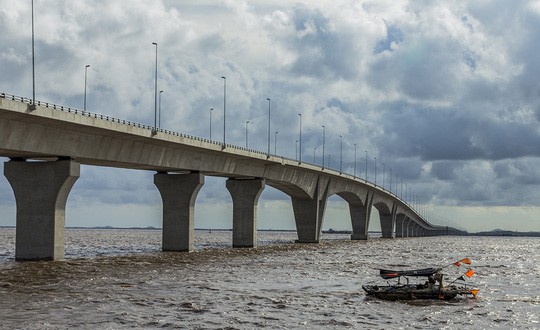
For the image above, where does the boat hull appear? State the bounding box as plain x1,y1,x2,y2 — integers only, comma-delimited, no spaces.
362,284,467,301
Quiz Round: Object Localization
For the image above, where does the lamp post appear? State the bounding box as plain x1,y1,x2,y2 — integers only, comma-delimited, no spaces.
267,97,271,156
152,42,158,132
396,174,399,197
328,154,332,169
389,168,392,192
83,64,90,112
406,184,409,203
365,151,368,182
322,125,326,169
374,156,377,185
159,90,163,128
31,0,35,107
245,120,250,148
209,108,213,140
354,143,357,177
295,140,298,160
298,114,302,163
382,162,385,190
274,131,278,154
221,76,226,148
339,135,343,174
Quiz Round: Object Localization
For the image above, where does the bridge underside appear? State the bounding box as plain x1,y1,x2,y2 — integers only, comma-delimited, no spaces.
3,158,445,261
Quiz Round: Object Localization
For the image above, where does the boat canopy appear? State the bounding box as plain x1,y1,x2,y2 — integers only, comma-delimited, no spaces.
379,267,440,279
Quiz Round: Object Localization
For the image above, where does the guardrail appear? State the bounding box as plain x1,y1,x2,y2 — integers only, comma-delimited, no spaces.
1,91,434,226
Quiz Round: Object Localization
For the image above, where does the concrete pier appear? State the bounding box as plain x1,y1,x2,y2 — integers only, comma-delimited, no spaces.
395,215,406,238
350,204,370,240
407,220,415,237
154,172,204,252
226,178,265,248
291,196,327,243
350,192,373,240
4,159,80,261
380,213,395,238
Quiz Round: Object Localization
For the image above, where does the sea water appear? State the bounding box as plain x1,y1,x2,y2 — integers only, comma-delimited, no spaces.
0,228,538,329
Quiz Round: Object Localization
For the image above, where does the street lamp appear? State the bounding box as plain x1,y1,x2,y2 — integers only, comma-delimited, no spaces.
31,0,36,107
298,114,302,163
295,140,298,160
159,90,163,128
274,131,278,154
382,162,386,190
389,168,392,192
84,64,90,112
354,143,357,177
152,42,158,133
328,154,332,169
396,174,399,196
221,76,226,148
209,108,213,140
245,120,250,148
267,97,271,157
322,125,326,169
339,135,343,174
374,156,377,185
365,151,368,181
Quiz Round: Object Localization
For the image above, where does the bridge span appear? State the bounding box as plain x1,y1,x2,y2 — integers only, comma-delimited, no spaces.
0,93,464,260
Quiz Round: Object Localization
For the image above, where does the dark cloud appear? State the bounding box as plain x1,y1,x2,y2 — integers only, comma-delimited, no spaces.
374,24,404,54
378,103,540,161
285,5,361,80
430,161,460,181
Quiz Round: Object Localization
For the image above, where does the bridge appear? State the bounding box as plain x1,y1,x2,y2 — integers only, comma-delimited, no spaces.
0,93,464,260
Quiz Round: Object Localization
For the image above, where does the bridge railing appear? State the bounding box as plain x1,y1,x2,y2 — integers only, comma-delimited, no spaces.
0,92,285,157
1,91,431,226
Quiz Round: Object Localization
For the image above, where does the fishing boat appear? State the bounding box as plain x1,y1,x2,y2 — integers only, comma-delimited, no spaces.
363,258,479,301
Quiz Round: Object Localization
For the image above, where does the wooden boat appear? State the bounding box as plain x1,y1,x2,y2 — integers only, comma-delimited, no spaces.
363,260,479,301
362,283,473,301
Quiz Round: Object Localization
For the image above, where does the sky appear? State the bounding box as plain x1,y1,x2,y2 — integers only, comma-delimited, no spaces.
1,0,540,233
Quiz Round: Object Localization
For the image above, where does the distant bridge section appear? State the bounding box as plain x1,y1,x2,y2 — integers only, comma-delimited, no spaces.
0,93,465,260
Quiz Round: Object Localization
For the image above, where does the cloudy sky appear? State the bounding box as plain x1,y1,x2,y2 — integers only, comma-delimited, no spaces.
1,0,540,232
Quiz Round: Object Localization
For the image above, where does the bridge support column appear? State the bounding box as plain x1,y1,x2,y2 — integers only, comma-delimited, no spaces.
154,172,204,252
4,159,80,261
226,178,265,248
349,204,369,240
380,214,394,238
351,191,373,240
291,196,327,243
290,177,330,244
380,203,397,238
411,223,417,237
395,215,406,238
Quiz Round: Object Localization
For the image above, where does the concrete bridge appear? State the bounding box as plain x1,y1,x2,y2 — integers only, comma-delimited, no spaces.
0,93,464,260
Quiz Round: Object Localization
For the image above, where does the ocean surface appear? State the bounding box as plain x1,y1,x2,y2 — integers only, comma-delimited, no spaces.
0,228,538,329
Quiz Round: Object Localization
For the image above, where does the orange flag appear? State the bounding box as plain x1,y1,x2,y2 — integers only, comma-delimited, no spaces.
459,258,472,265
465,269,474,278
470,289,479,298
453,261,461,267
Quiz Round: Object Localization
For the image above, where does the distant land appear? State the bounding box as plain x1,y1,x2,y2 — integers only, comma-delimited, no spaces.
469,229,540,237
1,226,538,237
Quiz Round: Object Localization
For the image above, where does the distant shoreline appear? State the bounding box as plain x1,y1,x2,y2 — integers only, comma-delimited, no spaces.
467,230,540,237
